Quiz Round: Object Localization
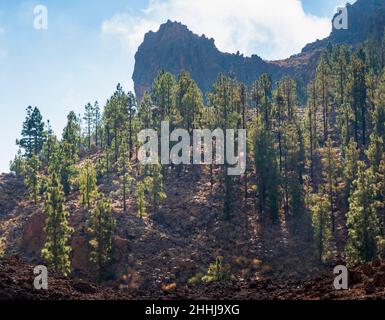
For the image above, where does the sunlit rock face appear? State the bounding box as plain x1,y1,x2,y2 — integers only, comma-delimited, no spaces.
133,0,385,100
133,20,293,100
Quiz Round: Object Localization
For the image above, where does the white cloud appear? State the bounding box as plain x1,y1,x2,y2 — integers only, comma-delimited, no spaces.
101,0,332,89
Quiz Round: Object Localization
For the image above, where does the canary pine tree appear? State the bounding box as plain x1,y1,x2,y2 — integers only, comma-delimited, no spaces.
253,116,280,222
152,71,180,130
316,53,331,144
84,103,94,150
136,181,147,219
94,101,101,148
79,159,99,209
10,149,25,177
346,162,381,265
59,141,78,196
25,155,41,204
18,106,45,157
42,172,73,276
127,91,136,160
87,199,115,280
208,74,240,220
305,81,318,190
343,140,360,208
146,164,166,209
62,111,81,160
104,84,129,162
138,93,153,129
310,193,332,263
115,142,134,212
320,138,340,232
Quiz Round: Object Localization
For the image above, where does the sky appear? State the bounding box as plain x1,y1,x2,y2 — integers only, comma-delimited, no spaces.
0,0,354,173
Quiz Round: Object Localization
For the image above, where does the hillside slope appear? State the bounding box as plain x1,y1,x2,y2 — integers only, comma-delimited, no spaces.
0,157,324,291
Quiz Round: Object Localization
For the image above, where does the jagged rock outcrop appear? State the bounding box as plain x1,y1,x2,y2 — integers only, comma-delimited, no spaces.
133,20,294,100
303,0,385,53
133,0,385,100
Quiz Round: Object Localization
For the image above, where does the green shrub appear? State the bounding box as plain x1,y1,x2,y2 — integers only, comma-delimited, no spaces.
188,273,204,286
202,256,231,283
0,237,6,259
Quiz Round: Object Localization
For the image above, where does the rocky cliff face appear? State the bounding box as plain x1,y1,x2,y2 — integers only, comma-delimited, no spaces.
303,0,385,52
133,0,385,100
133,20,294,99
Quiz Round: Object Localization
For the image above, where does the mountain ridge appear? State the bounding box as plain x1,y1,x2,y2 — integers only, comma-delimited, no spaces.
133,0,385,99
133,20,294,99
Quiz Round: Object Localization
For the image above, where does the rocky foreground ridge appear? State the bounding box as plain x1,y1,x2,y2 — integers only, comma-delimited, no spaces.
1,256,385,300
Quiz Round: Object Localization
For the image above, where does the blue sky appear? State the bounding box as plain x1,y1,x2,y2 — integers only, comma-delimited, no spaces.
0,0,352,173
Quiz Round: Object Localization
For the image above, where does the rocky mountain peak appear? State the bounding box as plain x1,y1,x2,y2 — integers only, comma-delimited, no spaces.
133,21,284,99
133,0,385,100
303,0,385,52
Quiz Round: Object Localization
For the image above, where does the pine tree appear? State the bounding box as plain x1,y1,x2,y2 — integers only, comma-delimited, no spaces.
152,71,180,130
337,102,354,147
208,74,240,220
253,116,280,222
320,138,340,232
251,78,262,114
115,142,134,212
127,92,136,160
351,50,368,146
87,199,115,281
373,68,385,140
201,106,218,191
240,83,248,203
41,120,54,166
104,84,129,162
176,71,203,134
59,141,78,196
305,81,318,189
146,164,167,210
24,155,41,204
333,45,350,107
84,103,94,150
10,149,25,177
366,70,378,115
365,35,381,74
343,139,360,208
94,101,101,148
310,193,332,263
346,162,381,265
366,133,383,174
138,92,153,129
276,78,302,219
43,133,61,174
62,111,81,161
273,80,286,173
281,76,297,122
42,172,73,276
136,181,147,219
376,158,385,236
316,53,331,143
79,159,99,209
282,121,305,218
259,73,273,129
18,106,45,157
